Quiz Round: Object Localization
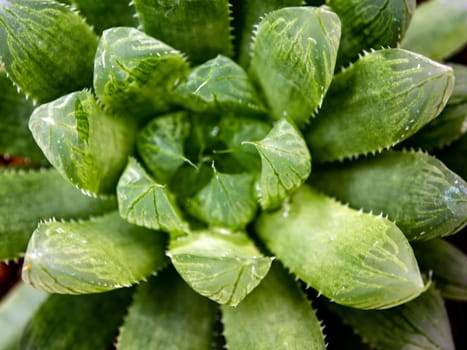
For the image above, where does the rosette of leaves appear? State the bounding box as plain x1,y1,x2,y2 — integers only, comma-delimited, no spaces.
0,0,466,349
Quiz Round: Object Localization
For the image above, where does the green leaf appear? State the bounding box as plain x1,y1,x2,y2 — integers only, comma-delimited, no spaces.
0,0,98,103
137,112,193,184
328,0,416,67
306,48,454,162
256,185,425,310
117,269,216,350
0,283,48,350
0,168,116,261
330,286,455,350
93,26,189,123
413,239,467,301
405,63,467,149
245,118,311,210
187,166,257,229
250,6,341,125
174,55,266,115
169,230,272,306
29,90,136,196
222,262,326,350
22,212,168,294
117,157,189,236
309,150,467,241
21,288,133,350
133,0,232,64
402,0,467,61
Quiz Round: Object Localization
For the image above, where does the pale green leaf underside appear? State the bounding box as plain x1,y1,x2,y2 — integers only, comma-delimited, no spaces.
413,239,467,301
169,230,272,306
0,168,116,261
306,48,454,162
331,286,454,350
256,185,424,310
250,6,341,125
117,157,189,236
117,269,216,350
22,212,168,294
29,90,136,196
310,150,467,241
246,118,311,210
222,262,325,350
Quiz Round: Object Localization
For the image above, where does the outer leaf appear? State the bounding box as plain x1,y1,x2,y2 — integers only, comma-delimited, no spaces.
187,166,257,229
133,0,232,64
413,239,467,301
117,157,189,236
222,262,326,350
21,289,133,350
174,55,266,115
117,269,216,350
0,283,48,350
137,112,192,184
169,230,272,306
330,286,455,350
402,0,467,61
0,168,116,261
93,27,189,123
22,212,168,294
0,0,98,103
250,6,341,125
245,118,311,210
29,90,136,196
328,0,416,67
256,185,425,310
310,150,467,241
306,49,454,162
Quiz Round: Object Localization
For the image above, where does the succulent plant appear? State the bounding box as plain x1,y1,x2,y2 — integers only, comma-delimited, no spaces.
0,0,466,349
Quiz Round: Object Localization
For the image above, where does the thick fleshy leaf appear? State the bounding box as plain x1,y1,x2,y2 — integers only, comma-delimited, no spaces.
21,289,133,350
93,27,189,123
0,283,48,350
405,63,467,149
117,157,189,236
256,185,425,310
306,49,454,162
0,0,97,103
187,166,257,229
250,6,341,125
137,112,193,184
0,168,116,261
22,212,168,294
117,269,216,350
328,0,416,67
29,90,136,196
0,69,44,161
413,239,467,301
174,55,266,115
245,118,311,210
133,0,232,64
330,286,454,350
169,230,272,306
309,150,467,241
402,0,467,61
222,262,326,350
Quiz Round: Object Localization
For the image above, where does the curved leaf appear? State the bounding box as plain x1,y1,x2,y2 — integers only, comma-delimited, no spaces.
169,230,272,306
22,212,168,294
306,48,454,162
0,0,97,103
256,185,425,310
250,6,341,125
117,157,189,236
29,90,136,196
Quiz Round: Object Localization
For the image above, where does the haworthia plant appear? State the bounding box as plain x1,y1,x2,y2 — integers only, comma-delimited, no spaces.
309,150,467,241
